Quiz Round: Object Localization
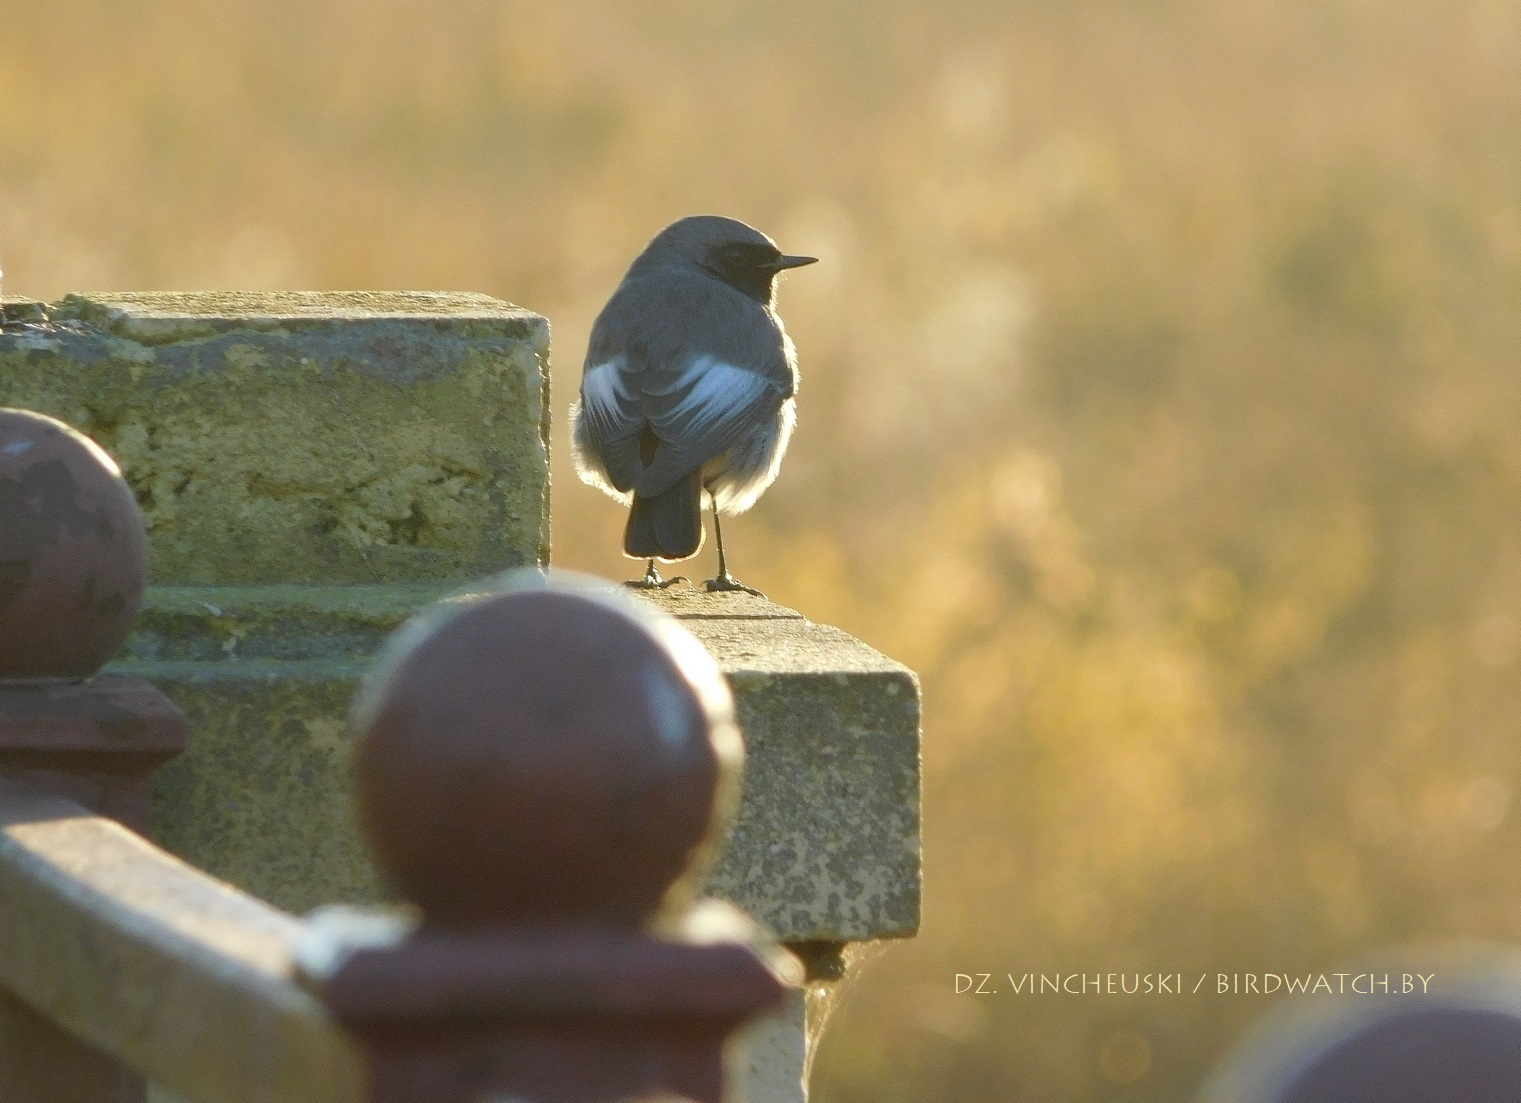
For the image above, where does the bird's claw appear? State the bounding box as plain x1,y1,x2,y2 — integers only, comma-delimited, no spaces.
704,573,766,598
625,564,689,590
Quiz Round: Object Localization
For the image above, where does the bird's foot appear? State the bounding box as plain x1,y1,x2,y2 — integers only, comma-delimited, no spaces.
625,563,689,589
703,572,766,598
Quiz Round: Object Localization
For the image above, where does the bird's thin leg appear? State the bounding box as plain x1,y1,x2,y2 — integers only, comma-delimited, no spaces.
625,558,688,590
704,494,765,597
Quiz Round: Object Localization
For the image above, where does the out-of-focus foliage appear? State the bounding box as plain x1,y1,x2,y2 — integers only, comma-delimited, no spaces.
6,1,1521,1099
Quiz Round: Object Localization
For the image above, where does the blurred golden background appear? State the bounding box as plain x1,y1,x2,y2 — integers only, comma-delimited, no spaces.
6,1,1521,1098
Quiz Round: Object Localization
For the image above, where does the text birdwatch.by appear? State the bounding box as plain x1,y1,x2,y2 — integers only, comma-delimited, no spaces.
571,215,817,596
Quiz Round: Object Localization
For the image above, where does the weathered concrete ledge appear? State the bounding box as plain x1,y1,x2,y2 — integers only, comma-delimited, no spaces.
111,586,445,911
0,292,550,584
633,590,921,942
0,782,363,1103
104,585,921,942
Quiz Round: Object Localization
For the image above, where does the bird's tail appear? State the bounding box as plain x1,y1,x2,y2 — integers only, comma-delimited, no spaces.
624,470,704,561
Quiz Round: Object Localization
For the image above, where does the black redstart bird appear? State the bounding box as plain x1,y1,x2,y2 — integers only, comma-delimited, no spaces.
571,215,817,596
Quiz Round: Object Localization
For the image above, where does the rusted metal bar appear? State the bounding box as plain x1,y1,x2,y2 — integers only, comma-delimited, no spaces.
0,408,187,1103
0,780,364,1103
303,574,800,1103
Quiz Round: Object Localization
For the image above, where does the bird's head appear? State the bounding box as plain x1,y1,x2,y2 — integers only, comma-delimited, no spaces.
632,215,818,305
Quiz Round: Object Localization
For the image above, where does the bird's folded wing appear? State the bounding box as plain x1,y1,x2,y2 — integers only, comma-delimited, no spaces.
635,355,783,499
578,356,644,491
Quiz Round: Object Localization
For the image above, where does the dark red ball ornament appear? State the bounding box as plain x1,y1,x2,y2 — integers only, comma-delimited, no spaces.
0,409,149,679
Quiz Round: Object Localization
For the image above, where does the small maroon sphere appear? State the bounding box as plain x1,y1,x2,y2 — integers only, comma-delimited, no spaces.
350,574,743,930
0,409,149,679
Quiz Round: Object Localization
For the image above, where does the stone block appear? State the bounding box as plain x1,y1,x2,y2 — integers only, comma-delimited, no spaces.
110,585,447,912
110,586,922,942
0,291,550,584
635,591,921,942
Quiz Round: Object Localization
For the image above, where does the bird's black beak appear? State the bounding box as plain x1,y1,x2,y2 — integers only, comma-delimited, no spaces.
771,254,819,270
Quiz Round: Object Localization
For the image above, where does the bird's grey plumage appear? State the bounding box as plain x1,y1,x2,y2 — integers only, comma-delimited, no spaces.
571,215,814,584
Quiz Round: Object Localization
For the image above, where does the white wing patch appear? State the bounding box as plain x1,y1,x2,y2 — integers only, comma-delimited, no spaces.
579,357,634,436
659,357,772,439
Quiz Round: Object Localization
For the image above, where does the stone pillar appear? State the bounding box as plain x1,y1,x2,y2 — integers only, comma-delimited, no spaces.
1,291,551,911
636,590,921,1103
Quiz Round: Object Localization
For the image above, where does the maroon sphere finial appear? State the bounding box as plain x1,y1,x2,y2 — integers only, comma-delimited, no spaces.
0,409,150,679
349,570,744,930
1204,947,1521,1103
